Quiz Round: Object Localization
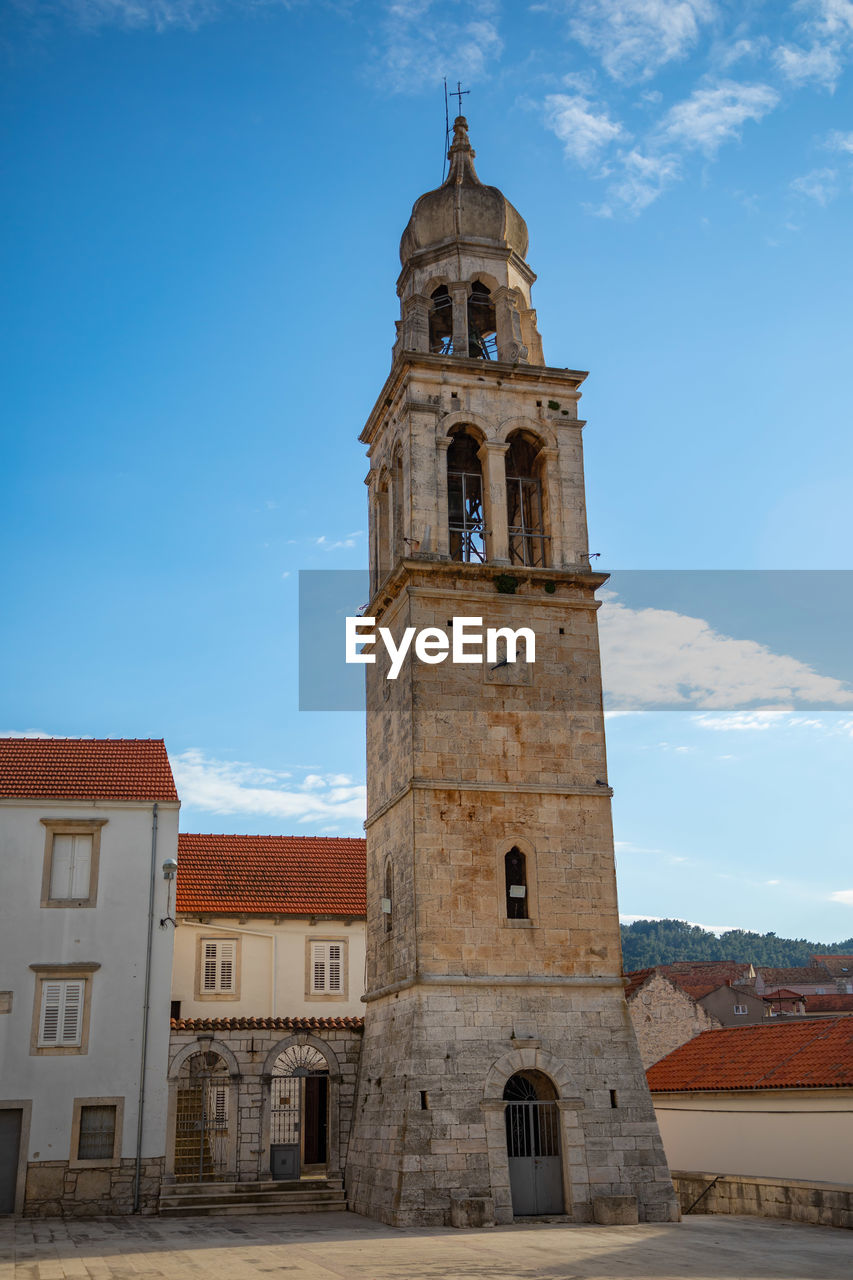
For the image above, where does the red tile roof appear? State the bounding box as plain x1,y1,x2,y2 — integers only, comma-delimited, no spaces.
756,965,833,985
811,955,853,977
0,737,178,803
806,995,853,1013
176,833,367,916
171,1016,364,1032
647,1018,853,1092
624,967,658,999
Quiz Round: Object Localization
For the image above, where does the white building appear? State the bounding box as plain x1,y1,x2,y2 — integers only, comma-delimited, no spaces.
0,737,178,1216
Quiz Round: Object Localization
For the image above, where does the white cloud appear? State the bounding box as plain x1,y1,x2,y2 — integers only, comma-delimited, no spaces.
379,2,503,91
596,148,681,215
598,599,853,710
543,92,627,166
620,913,740,934
830,889,853,905
790,166,838,204
0,728,61,738
774,41,843,87
660,81,779,154
773,0,853,88
564,0,716,83
170,749,366,825
826,129,853,153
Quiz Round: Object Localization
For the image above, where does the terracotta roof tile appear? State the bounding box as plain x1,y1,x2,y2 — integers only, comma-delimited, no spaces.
806,995,853,1013
647,1018,853,1092
756,965,833,985
811,955,853,977
176,833,366,916
171,1016,364,1032
623,967,658,999
0,737,178,803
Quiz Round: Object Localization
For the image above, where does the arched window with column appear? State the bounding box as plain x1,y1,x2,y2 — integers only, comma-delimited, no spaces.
506,433,547,567
429,285,453,354
467,280,497,359
447,429,485,563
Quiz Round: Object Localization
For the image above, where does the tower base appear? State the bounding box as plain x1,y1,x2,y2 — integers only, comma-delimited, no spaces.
345,982,679,1227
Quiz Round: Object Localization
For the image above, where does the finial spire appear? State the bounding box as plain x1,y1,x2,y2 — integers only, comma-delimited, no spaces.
444,115,481,187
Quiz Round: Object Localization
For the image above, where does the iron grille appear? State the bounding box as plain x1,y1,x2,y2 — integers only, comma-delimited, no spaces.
505,1101,560,1159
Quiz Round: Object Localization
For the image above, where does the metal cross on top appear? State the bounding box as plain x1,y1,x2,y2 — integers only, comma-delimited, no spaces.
451,81,470,116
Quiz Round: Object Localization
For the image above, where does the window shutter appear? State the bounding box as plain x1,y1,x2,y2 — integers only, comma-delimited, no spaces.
39,979,84,1046
202,942,218,991
49,836,74,898
60,981,84,1044
212,1086,228,1128
70,835,93,898
39,981,63,1044
328,944,342,992
218,941,235,992
312,943,327,992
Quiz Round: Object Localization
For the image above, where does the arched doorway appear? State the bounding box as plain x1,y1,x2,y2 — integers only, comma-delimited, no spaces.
270,1044,329,1181
174,1050,231,1183
504,1070,562,1216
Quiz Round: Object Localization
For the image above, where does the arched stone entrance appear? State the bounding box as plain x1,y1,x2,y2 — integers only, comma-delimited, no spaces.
260,1034,342,1182
503,1070,562,1216
481,1047,587,1223
172,1049,235,1183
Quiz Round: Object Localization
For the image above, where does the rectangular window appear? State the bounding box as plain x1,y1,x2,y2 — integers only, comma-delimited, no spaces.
733,1004,748,1016
311,942,344,994
77,1105,116,1161
40,819,105,908
201,939,236,993
39,980,85,1047
49,834,93,900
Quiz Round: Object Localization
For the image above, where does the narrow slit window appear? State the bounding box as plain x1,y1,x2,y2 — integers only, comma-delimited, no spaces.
383,859,393,933
505,847,528,920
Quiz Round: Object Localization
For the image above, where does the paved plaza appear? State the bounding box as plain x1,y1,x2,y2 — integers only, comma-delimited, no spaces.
1,1211,850,1280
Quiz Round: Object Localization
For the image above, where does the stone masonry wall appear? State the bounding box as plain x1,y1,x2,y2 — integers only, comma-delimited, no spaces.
672,1171,853,1230
629,974,721,1068
168,1019,363,1184
24,1158,164,1218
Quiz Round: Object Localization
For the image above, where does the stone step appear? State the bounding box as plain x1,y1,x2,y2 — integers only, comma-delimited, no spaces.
165,1179,342,1197
159,1201,347,1218
158,1179,348,1217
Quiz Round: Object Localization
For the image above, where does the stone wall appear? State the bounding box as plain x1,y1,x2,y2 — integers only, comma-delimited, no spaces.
628,973,720,1068
673,1171,853,1230
168,1018,363,1184
24,1158,164,1217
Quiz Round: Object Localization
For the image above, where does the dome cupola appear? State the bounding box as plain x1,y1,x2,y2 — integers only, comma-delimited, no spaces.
399,116,529,266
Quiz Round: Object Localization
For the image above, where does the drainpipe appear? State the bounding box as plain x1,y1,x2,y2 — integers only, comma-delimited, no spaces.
133,802,158,1213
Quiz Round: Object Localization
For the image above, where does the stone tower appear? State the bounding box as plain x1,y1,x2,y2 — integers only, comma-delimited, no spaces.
345,117,678,1228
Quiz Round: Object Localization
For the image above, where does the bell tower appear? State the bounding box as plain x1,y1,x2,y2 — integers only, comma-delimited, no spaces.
345,117,678,1228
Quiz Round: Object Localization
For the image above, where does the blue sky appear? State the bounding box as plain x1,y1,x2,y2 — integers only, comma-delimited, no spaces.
2,0,852,942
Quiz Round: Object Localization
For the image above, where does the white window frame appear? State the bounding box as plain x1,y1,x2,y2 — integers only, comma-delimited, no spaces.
307,939,347,1000
733,1003,748,1016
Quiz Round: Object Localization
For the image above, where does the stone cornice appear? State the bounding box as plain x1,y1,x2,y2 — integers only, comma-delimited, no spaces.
360,355,588,447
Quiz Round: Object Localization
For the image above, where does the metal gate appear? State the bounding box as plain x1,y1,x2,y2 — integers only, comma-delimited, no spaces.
174,1052,230,1183
505,1100,563,1216
270,1044,328,1181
